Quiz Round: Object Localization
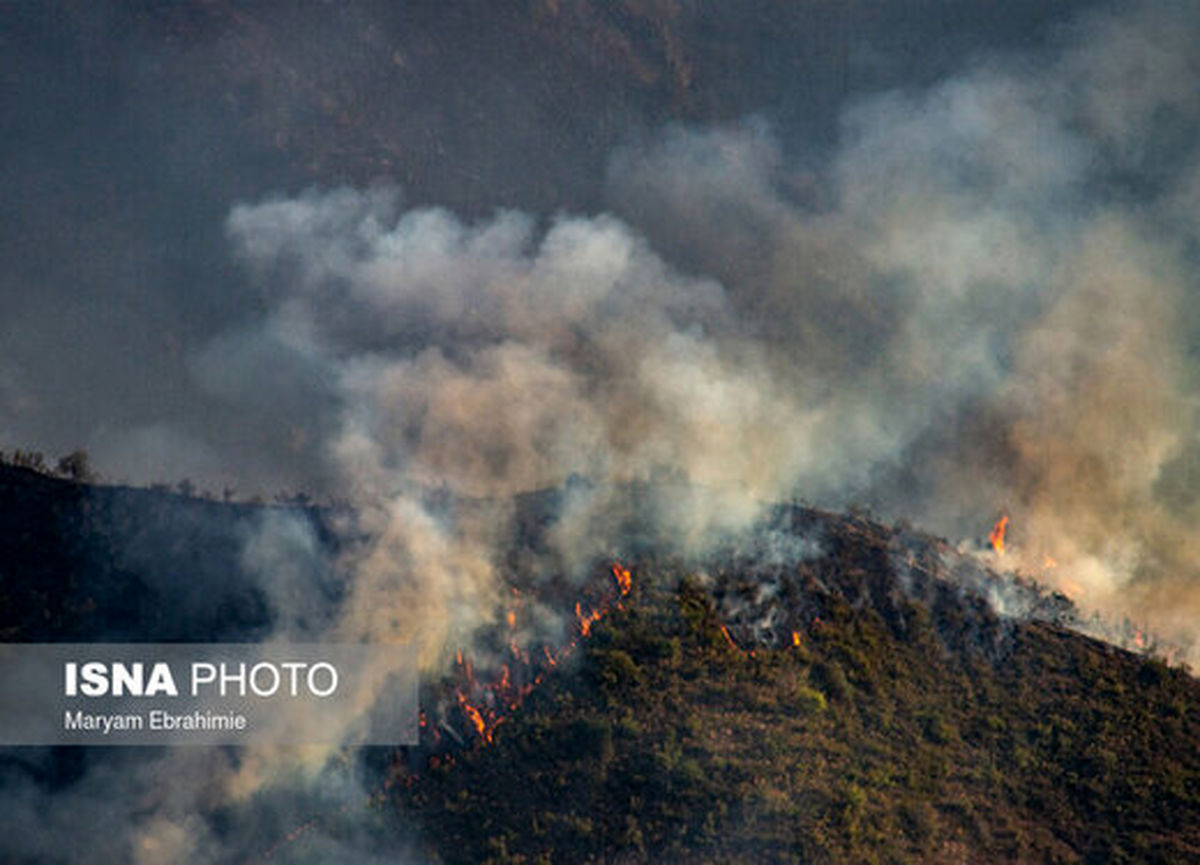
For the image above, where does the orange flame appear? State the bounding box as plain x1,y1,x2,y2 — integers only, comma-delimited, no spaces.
719,624,739,651
989,515,1009,555
444,560,638,753
457,693,489,742
575,601,603,637
611,563,632,597
792,631,802,647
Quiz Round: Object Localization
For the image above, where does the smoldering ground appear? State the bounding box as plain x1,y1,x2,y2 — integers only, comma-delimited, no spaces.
5,0,1200,862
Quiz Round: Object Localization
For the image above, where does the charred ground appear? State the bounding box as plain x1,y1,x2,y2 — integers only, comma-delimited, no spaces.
0,466,1197,863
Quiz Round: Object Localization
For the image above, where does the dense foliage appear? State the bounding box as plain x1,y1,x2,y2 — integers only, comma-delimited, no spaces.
403,562,1200,864
0,463,1196,862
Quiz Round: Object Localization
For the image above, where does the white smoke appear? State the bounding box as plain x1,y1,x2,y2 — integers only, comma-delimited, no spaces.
214,192,840,665
197,1,1200,668
9,2,1200,862
603,1,1200,660
120,3,1200,859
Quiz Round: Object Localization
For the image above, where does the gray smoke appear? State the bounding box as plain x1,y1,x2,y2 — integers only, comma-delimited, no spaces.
0,746,421,864
602,1,1200,659
6,1,1200,862
200,0,1200,666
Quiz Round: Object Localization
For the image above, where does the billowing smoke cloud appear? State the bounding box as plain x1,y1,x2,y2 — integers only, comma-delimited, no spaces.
210,190,845,658
0,745,421,864
7,1,1200,862
602,1,1200,658
199,0,1200,665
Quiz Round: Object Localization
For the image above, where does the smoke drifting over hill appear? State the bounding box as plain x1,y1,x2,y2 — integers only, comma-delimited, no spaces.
200,0,1200,662
5,0,1200,861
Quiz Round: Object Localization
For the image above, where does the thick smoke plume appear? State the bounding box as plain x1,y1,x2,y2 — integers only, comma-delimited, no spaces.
608,2,1200,661
6,1,1200,862
218,191,829,661
204,0,1200,665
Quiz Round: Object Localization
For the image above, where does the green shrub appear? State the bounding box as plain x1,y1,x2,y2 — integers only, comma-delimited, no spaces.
796,684,829,714
591,648,644,694
922,712,956,745
812,660,851,702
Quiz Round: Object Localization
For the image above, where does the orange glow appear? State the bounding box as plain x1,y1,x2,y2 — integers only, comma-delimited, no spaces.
792,631,802,647
1043,555,1057,570
989,515,1009,554
509,641,529,666
445,562,643,754
611,563,633,596
576,601,603,637
457,694,489,742
719,624,739,651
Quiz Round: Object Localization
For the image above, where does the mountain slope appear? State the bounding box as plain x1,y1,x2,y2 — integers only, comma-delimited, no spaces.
0,465,1196,862
400,519,1200,864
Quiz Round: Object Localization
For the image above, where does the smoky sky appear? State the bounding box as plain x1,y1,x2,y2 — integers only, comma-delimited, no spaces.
8,3,1200,862
5,0,1200,684
2,0,1096,495
7,0,1200,652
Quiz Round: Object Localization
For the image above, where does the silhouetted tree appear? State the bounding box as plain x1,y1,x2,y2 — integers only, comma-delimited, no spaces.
12,450,46,472
56,450,95,483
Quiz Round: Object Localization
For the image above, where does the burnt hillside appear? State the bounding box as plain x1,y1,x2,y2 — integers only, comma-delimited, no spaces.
402,526,1200,865
0,466,1196,862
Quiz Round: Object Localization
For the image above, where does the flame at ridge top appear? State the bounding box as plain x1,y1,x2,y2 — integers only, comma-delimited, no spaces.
989,516,1010,555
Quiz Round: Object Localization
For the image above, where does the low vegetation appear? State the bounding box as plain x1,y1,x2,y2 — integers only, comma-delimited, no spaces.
402,563,1200,864
0,461,1195,862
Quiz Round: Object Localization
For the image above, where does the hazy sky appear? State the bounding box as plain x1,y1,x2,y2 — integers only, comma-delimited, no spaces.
9,4,1200,862
8,0,1200,653
2,0,1096,494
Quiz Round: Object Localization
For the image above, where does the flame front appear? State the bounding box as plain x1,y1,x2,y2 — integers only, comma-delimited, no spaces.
457,693,489,742
612,563,632,597
719,624,739,651
575,601,603,638
439,561,636,750
989,515,1009,555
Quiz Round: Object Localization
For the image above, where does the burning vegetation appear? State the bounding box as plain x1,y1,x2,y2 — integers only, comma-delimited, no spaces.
8,0,1200,862
0,464,1197,863
390,501,1200,864
425,562,636,751
988,515,1009,555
